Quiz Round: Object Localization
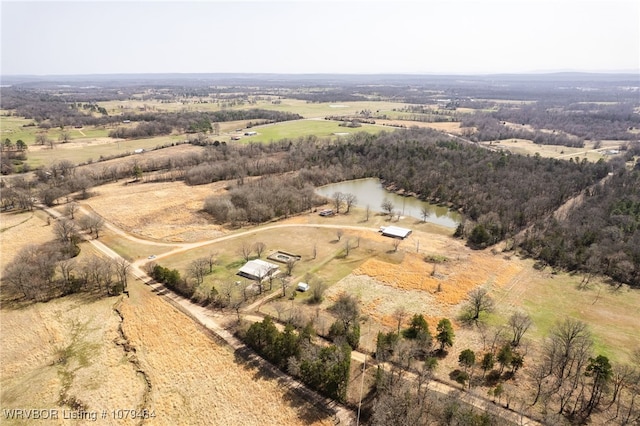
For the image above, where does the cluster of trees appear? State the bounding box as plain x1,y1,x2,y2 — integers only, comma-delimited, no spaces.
370,364,508,426
520,170,640,286
3,214,126,302
491,102,640,141
204,175,324,225
108,109,301,139
376,313,455,367
242,316,351,402
527,318,640,425
147,264,196,299
1,138,29,174
460,114,585,147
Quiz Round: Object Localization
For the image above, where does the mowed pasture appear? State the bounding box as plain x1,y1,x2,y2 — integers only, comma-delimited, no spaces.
237,119,386,142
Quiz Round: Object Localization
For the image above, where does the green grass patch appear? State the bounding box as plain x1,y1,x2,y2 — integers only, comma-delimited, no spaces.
242,120,386,143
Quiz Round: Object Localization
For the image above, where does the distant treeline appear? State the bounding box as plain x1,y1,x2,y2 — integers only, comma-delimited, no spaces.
0,88,301,133
461,102,639,144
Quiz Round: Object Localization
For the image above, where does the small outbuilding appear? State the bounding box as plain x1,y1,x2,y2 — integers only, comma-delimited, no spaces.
379,226,412,239
297,282,310,292
237,259,279,282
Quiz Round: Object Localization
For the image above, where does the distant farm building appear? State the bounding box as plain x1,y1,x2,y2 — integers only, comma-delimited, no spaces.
244,131,257,136
297,282,310,292
379,226,412,239
319,209,334,217
237,259,279,281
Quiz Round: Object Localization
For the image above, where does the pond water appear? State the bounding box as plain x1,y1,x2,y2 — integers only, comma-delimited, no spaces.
316,178,461,228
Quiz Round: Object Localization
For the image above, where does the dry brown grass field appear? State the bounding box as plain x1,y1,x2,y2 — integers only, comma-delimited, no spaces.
86,179,227,242
481,138,624,162
375,119,463,134
0,210,54,272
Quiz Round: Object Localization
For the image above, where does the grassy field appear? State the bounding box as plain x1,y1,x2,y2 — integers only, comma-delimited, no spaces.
235,99,410,119
26,134,186,169
482,138,624,162
235,119,386,142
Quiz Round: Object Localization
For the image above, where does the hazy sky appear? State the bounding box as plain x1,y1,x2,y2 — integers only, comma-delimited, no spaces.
1,0,639,76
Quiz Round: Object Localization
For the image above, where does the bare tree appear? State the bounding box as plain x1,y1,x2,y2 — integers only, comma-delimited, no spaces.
381,199,394,219
344,239,351,257
189,257,209,286
54,218,79,244
309,278,327,304
336,229,344,242
332,191,344,213
312,242,317,260
35,133,49,146
253,242,266,258
392,238,401,252
64,202,79,219
280,276,290,297
240,242,252,262
58,258,76,293
58,129,71,144
365,204,371,222
420,205,430,223
392,306,407,334
508,311,533,347
207,252,217,273
217,280,234,308
285,258,297,276
465,287,495,321
79,214,105,239
273,301,287,321
113,258,131,292
344,193,357,213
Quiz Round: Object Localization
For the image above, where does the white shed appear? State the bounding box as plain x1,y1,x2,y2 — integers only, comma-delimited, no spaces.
297,282,310,292
380,226,412,239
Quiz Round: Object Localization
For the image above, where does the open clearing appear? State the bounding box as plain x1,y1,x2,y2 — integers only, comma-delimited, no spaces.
238,119,386,142
481,138,624,162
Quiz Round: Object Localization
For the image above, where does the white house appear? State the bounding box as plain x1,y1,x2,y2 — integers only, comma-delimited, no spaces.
237,259,279,281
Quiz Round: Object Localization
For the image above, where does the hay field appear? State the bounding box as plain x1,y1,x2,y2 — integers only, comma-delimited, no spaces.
0,294,145,426
120,280,333,426
27,134,187,169
84,180,226,242
240,119,386,142
0,210,54,273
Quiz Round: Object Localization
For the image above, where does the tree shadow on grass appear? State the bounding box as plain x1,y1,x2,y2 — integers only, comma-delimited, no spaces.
232,346,335,425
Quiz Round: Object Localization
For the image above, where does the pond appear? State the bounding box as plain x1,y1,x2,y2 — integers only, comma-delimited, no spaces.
316,178,461,228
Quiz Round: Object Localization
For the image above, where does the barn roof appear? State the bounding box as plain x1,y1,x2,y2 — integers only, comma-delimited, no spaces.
238,259,279,280
380,226,412,239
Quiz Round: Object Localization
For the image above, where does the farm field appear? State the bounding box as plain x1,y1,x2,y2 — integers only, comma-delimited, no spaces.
234,99,411,119
482,138,624,162
236,119,385,142
26,135,186,168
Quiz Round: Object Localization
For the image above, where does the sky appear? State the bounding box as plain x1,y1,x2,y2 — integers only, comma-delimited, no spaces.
1,0,639,76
